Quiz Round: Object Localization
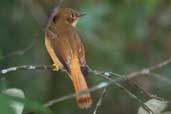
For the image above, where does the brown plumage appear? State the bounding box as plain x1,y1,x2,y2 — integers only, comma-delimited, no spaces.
45,8,92,109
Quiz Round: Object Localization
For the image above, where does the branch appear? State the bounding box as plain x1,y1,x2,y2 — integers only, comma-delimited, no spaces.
1,57,171,114
44,82,108,107
134,82,167,102
0,65,52,75
90,71,154,114
0,38,37,60
93,87,107,114
150,73,171,86
125,57,171,79
1,57,170,76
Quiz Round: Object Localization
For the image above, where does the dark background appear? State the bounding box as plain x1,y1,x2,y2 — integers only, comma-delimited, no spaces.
0,0,171,114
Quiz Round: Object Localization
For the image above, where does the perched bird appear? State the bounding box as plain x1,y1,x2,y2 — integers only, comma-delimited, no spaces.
45,8,92,109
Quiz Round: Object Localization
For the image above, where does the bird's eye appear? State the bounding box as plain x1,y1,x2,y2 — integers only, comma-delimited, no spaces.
71,13,74,18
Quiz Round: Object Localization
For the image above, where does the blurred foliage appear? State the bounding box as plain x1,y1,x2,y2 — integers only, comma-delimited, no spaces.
0,0,171,114
0,93,51,114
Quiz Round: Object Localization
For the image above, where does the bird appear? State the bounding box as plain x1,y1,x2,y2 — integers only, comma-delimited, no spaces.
45,8,92,109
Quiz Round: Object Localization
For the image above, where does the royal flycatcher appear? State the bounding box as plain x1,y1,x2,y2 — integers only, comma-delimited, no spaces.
45,8,92,109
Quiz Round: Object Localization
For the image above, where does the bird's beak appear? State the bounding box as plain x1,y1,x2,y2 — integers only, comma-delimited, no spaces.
77,12,87,18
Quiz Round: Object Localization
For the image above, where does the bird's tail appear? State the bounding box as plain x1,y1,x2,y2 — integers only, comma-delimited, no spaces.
70,56,92,109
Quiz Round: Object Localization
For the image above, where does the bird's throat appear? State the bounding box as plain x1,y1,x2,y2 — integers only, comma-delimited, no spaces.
72,20,78,27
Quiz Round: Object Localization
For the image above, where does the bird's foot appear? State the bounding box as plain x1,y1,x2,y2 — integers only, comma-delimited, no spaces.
52,64,60,71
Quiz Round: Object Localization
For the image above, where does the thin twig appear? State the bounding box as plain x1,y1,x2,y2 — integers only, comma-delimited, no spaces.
87,66,123,78
93,72,154,114
93,87,107,114
26,82,109,114
0,65,52,75
134,82,167,101
126,57,171,79
149,57,171,70
1,57,171,114
1,57,171,77
44,82,109,107
0,39,37,60
45,0,64,30
150,73,171,86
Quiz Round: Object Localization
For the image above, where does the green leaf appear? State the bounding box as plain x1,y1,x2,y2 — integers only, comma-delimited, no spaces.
0,93,52,114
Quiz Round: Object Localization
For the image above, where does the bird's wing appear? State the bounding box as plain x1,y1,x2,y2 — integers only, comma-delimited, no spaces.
45,26,87,75
70,33,88,76
45,29,71,72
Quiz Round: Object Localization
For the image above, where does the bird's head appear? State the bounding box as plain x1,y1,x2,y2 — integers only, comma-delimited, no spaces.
52,8,86,27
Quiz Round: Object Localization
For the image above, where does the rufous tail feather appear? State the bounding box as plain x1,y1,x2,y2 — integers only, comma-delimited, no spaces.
70,56,92,109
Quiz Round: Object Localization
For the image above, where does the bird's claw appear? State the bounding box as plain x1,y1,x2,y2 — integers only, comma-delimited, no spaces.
52,64,59,71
